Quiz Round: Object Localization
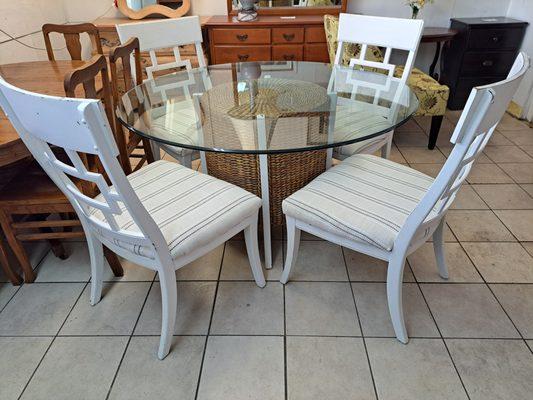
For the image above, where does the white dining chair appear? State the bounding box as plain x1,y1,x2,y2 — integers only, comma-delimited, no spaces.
280,53,529,344
332,13,424,160
0,77,265,360
116,16,207,168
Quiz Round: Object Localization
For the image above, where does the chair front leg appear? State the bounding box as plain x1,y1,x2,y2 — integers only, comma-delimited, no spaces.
428,116,444,150
386,252,408,344
87,233,105,306
280,217,301,284
432,218,449,279
0,240,22,285
158,265,178,360
243,212,266,288
381,133,393,159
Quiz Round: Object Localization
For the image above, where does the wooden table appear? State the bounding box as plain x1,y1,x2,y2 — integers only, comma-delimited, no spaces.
0,60,88,168
422,27,458,79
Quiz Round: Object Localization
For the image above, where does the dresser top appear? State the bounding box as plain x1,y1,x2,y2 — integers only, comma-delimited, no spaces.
451,17,528,26
203,14,327,27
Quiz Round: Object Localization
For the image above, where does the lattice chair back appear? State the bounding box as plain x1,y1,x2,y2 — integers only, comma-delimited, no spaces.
0,78,168,263
116,16,206,82
401,52,530,253
336,13,424,89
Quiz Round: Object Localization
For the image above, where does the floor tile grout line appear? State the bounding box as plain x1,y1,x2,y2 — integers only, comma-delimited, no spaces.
414,270,472,400
341,247,380,400
16,280,89,400
105,274,156,400
282,239,288,400
194,241,226,400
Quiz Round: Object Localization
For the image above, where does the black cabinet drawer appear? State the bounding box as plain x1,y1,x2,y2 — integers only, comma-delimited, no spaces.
468,28,525,50
449,77,501,110
460,51,518,77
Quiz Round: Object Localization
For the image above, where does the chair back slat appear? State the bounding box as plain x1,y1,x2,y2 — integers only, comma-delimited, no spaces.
398,53,530,252
43,23,103,61
0,78,167,261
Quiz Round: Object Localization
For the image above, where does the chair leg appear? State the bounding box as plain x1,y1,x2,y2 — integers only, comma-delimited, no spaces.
243,214,266,288
432,219,449,279
151,142,162,161
158,266,177,360
0,240,23,286
381,135,393,159
428,116,444,150
0,211,36,283
104,247,124,277
386,253,408,344
280,217,301,285
180,153,193,169
87,233,104,306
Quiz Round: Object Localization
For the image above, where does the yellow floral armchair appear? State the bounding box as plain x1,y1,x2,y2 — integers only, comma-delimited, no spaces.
324,15,450,149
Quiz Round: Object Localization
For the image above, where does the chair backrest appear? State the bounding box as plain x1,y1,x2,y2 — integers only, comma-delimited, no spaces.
0,77,167,262
64,55,130,176
42,23,103,61
399,52,530,253
116,16,206,82
335,13,424,86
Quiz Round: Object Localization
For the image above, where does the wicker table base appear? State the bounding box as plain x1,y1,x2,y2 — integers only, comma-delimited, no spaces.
205,149,328,226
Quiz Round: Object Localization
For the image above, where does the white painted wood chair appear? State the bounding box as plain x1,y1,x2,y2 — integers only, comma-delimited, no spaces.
0,78,265,360
116,16,207,168
280,53,529,344
332,13,424,159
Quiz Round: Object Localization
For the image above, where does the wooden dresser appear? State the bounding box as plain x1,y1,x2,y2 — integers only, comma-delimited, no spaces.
204,15,330,64
441,17,528,110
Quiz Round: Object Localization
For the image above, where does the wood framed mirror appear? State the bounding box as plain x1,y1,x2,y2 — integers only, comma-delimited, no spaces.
227,0,346,16
117,0,191,19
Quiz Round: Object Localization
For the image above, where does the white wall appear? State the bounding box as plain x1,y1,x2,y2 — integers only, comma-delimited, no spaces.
506,0,533,115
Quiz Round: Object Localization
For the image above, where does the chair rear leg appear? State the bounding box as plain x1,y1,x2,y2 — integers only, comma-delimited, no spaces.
387,253,408,344
0,240,22,285
158,266,177,360
243,213,266,288
280,217,301,284
381,134,393,159
151,142,162,161
428,116,443,150
87,233,104,306
104,247,124,277
0,211,36,283
432,219,449,279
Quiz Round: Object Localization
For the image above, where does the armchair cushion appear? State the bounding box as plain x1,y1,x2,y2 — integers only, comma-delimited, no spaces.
323,15,449,117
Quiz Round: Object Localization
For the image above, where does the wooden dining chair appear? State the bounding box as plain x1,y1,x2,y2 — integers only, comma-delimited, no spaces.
280,53,529,344
116,16,207,168
109,37,155,175
42,23,103,61
332,13,424,159
0,76,265,360
0,56,125,284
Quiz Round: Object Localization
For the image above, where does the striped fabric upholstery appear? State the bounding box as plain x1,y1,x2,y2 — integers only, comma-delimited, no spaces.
334,107,392,156
282,154,440,251
90,161,261,259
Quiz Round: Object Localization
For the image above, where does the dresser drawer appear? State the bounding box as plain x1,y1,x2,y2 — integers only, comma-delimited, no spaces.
449,77,501,109
460,51,518,77
272,45,303,61
305,27,326,43
272,28,304,44
213,45,271,64
468,27,525,50
212,28,271,45
304,43,330,62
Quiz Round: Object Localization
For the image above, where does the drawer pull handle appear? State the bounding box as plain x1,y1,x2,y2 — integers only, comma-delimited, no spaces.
238,54,249,61
492,36,499,42
482,60,494,67
236,34,248,41
283,33,295,41
283,54,295,60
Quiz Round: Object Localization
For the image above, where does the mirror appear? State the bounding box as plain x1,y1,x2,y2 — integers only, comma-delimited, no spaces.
117,0,190,19
231,0,343,10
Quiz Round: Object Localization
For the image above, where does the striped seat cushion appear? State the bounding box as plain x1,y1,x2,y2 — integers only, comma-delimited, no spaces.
90,161,261,259
282,154,439,251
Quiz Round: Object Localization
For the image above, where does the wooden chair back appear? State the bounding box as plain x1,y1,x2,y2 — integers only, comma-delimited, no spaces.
109,38,154,174
116,16,206,81
42,23,104,61
336,13,424,87
0,78,169,265
64,55,129,177
399,53,530,253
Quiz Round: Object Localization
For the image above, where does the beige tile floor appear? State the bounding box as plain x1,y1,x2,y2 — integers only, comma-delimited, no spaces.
1,112,533,400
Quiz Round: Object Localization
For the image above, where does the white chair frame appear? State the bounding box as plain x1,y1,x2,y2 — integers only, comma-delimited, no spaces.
281,53,529,344
0,78,266,360
116,16,207,168
333,13,424,160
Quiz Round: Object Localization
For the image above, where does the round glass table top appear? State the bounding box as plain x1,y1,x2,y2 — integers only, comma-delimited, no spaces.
117,61,419,154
